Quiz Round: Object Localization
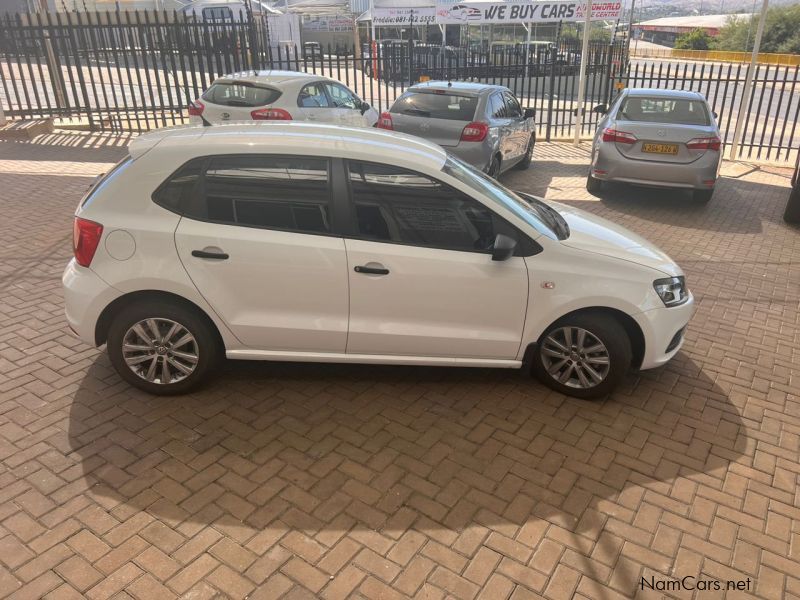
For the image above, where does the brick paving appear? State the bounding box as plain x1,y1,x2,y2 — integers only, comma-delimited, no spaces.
0,131,798,599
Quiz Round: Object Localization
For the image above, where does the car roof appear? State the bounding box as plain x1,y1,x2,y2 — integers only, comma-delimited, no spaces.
213,70,324,86
128,122,449,172
624,88,705,101
409,80,506,96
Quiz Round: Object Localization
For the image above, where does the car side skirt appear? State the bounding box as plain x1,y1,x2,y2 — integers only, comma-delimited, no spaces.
226,349,522,368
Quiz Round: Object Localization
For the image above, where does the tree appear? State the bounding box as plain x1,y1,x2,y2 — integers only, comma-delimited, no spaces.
674,28,713,50
715,5,800,54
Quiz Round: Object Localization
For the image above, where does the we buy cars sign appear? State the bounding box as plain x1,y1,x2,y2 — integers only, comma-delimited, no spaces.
434,1,623,24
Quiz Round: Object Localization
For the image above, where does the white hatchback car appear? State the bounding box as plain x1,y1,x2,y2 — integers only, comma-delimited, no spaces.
64,123,695,399
188,70,379,127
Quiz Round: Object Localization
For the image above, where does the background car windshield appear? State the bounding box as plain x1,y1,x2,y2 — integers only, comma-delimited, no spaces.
203,83,281,107
391,92,477,121
618,97,710,126
442,156,558,240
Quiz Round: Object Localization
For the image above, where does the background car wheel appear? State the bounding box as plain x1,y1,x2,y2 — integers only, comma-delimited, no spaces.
586,173,602,193
693,188,714,203
514,134,535,170
532,312,632,399
488,155,501,178
107,300,220,395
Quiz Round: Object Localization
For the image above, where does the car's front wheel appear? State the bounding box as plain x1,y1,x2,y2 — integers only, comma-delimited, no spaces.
107,300,220,395
532,313,632,399
514,134,535,170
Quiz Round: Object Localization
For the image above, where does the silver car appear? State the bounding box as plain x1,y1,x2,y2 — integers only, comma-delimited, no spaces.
378,81,536,177
588,88,721,202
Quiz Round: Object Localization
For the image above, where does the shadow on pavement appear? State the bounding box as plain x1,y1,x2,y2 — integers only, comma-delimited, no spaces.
68,350,746,596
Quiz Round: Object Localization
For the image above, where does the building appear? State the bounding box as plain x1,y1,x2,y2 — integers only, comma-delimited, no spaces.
632,13,751,47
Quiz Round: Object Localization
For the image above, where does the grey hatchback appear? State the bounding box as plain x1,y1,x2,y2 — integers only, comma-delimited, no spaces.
377,81,535,177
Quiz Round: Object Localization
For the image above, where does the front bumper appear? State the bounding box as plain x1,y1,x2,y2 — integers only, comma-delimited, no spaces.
63,259,121,346
592,144,719,190
633,291,696,370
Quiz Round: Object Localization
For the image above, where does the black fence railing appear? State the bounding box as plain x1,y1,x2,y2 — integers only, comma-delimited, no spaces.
0,10,798,164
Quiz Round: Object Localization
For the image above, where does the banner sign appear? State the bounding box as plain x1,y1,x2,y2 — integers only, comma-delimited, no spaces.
302,15,354,32
434,1,623,25
372,7,438,26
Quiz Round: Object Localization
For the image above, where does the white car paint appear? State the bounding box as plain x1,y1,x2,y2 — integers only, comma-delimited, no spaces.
63,123,695,396
190,71,379,128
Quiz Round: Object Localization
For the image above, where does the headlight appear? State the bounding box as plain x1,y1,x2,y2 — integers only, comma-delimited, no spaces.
653,276,688,307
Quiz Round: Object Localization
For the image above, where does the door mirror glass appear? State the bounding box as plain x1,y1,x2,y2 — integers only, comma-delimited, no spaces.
712,110,719,120
523,108,535,119
592,104,608,114
491,233,516,261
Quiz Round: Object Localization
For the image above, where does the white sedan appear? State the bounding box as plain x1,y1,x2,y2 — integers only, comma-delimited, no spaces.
64,123,695,399
188,70,379,127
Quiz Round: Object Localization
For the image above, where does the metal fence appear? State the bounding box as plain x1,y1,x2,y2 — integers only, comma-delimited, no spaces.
0,10,798,164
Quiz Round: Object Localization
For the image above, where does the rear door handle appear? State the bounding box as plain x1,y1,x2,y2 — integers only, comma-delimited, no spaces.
354,265,389,275
192,249,229,260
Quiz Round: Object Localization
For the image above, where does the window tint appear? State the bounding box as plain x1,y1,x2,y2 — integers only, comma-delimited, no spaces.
390,92,478,121
503,92,522,118
324,83,360,109
618,97,710,126
152,159,202,213
203,82,281,107
488,93,506,119
348,161,501,253
297,83,330,108
199,156,331,234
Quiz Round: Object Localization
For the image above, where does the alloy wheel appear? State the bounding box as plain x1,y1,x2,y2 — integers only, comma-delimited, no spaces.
540,326,610,389
121,318,199,385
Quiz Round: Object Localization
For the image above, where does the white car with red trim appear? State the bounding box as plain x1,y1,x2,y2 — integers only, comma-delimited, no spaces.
188,70,379,127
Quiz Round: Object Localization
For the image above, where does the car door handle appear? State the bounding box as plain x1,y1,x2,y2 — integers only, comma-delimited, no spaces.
354,265,389,275
191,249,229,260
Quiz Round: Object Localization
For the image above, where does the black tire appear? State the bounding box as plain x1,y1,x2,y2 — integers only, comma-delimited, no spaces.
532,312,632,400
487,155,501,179
693,188,714,203
107,300,220,396
586,173,602,194
514,134,535,170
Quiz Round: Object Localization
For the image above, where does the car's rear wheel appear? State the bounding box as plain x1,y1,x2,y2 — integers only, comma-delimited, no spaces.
514,134,535,170
693,188,714,203
488,155,501,179
107,300,220,395
532,313,632,399
586,173,602,193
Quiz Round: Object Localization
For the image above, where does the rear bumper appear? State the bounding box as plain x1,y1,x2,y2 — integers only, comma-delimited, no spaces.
446,140,494,172
63,259,121,346
592,144,720,190
633,292,696,370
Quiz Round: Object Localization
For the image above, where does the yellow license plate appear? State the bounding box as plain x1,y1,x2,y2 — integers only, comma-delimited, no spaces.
642,143,679,155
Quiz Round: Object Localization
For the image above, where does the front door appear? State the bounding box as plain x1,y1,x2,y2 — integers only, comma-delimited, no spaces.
323,82,368,127
173,154,349,352
343,160,529,359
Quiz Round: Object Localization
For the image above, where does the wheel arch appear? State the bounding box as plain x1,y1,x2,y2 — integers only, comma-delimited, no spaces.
94,289,226,351
523,306,645,369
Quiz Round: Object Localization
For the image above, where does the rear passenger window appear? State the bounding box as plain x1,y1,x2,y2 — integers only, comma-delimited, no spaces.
202,156,330,233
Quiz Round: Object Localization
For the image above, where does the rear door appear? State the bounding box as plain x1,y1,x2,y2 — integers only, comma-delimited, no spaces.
502,91,528,162
173,154,349,352
613,96,716,164
487,92,515,162
389,90,479,148
201,81,282,123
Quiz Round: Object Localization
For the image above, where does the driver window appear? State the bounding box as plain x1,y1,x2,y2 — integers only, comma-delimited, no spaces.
297,83,330,108
503,92,522,118
324,83,360,109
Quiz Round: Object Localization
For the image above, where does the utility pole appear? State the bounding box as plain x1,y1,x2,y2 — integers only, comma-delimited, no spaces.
573,0,593,145
730,0,768,160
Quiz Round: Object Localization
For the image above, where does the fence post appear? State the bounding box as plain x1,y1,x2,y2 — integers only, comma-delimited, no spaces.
546,44,556,142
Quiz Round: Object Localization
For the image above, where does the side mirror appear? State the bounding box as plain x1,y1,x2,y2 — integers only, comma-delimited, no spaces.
491,233,517,261
592,104,608,114
360,101,371,114
712,111,718,120
524,108,535,119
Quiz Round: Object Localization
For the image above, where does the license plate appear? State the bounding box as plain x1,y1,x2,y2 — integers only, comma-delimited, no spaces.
642,142,679,155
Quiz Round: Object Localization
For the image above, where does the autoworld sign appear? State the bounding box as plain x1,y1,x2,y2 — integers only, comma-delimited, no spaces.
434,1,623,24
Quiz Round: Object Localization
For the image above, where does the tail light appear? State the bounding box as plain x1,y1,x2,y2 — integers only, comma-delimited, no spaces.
602,128,636,144
376,112,393,130
187,100,204,116
250,108,292,121
460,121,489,142
73,217,103,268
686,136,721,151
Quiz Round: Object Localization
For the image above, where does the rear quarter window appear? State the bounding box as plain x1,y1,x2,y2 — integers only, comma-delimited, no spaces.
391,92,478,121
202,82,282,107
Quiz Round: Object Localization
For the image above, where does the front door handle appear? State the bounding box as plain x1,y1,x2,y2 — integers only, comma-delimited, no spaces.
354,265,389,275
192,249,229,260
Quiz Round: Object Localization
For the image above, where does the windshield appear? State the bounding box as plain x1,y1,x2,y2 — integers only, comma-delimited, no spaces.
442,155,568,240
